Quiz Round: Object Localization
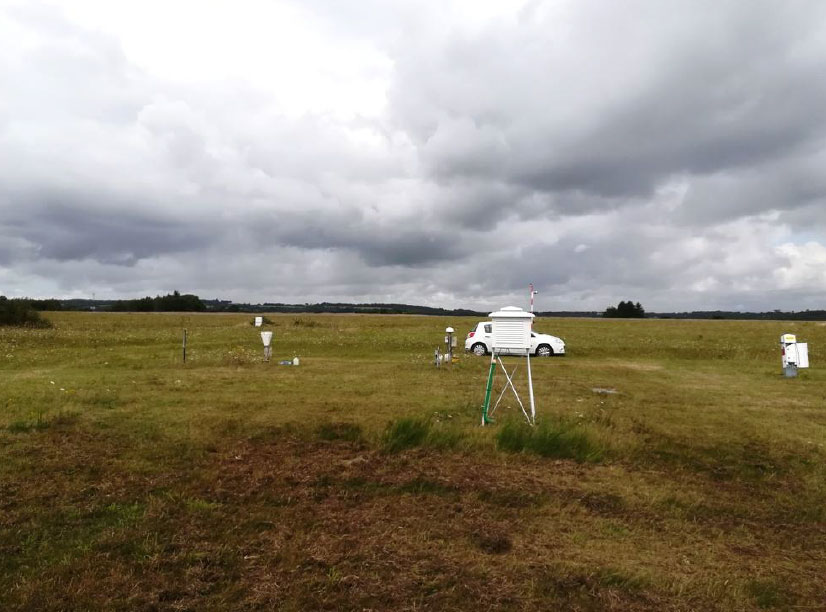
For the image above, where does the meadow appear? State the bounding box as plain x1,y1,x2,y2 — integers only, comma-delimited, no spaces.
1,312,825,610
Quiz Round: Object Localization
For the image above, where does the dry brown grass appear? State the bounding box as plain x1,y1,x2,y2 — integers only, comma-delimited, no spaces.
2,424,824,611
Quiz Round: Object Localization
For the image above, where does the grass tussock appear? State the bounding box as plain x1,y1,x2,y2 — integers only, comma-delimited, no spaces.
496,418,604,462
380,416,467,453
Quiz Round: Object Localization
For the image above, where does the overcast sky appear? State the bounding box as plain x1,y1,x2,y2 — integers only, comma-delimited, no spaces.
2,0,826,311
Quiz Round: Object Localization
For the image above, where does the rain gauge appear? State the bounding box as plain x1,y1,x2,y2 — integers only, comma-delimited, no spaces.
261,331,273,362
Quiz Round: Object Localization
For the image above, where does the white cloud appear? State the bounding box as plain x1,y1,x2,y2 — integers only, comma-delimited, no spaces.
774,241,826,288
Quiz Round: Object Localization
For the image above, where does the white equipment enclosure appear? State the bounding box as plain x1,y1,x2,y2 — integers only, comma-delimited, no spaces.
254,316,263,327
780,333,809,377
482,307,537,426
491,306,534,352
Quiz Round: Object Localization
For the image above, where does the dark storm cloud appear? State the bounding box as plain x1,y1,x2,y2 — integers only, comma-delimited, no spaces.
2,196,216,265
243,209,468,266
519,58,826,200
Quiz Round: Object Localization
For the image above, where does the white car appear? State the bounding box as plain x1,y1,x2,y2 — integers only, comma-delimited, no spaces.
465,322,566,357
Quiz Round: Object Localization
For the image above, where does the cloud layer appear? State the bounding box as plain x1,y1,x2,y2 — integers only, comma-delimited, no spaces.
2,0,826,311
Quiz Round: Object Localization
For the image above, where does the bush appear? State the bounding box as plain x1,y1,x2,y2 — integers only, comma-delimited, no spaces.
0,296,51,327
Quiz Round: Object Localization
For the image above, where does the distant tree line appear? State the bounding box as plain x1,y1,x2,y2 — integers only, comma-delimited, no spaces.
603,301,646,318
221,301,485,317
109,291,206,312
654,310,826,321
0,296,51,327
10,292,826,320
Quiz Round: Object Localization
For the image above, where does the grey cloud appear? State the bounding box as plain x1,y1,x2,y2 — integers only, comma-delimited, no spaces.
677,150,826,226
242,208,467,266
389,1,826,212
2,1,826,311
2,195,216,265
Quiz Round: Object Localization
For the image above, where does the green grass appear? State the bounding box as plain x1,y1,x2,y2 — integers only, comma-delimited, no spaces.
1,312,825,610
495,417,604,461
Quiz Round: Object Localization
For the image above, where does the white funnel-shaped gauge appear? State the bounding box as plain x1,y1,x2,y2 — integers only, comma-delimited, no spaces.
260,331,273,347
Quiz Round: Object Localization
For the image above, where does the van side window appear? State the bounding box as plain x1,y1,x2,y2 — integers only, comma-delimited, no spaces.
484,324,492,334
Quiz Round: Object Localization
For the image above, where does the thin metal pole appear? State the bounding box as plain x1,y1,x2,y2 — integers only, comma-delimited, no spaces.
526,350,536,425
481,351,497,425
182,329,187,363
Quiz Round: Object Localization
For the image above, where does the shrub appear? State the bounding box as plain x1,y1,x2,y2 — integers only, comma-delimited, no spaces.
0,296,51,328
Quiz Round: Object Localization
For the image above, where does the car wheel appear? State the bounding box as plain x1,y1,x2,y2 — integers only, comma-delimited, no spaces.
536,344,552,357
471,343,487,356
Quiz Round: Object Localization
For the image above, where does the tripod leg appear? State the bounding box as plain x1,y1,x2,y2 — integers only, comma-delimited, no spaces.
481,351,497,425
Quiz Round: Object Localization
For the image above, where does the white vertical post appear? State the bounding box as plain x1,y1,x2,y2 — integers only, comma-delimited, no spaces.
529,284,538,327
526,349,535,424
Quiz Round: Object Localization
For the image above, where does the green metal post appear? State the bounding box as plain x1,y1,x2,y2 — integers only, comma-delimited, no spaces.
481,352,496,425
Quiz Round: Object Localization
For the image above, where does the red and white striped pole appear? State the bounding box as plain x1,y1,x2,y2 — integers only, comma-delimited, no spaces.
529,284,538,327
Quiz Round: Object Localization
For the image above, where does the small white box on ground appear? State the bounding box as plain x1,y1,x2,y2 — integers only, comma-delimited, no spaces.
254,316,263,327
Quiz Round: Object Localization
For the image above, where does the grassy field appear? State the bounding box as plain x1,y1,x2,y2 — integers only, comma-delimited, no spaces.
1,312,825,610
